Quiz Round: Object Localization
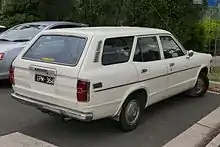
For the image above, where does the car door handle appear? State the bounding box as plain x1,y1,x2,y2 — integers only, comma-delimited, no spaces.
169,63,175,67
141,69,148,73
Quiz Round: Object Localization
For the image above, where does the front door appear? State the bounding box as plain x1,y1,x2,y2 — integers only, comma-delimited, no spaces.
133,36,168,105
159,35,196,96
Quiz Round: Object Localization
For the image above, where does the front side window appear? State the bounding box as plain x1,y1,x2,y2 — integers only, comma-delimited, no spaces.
160,36,185,59
102,36,134,65
134,36,161,62
23,35,87,66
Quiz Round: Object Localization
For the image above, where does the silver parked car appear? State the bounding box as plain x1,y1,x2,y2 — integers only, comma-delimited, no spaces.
0,21,87,80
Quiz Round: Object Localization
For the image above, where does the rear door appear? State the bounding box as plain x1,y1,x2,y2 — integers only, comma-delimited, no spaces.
14,34,89,102
133,35,168,105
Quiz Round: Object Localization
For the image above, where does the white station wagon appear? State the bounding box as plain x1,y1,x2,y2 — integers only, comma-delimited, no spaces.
11,27,212,131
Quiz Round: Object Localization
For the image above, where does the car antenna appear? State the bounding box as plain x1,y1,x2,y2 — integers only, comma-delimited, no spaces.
149,2,179,39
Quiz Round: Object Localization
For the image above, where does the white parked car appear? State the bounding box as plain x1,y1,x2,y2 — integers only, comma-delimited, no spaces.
11,27,212,131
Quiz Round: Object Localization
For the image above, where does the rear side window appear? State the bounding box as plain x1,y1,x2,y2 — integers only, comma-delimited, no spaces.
134,36,161,62
102,36,134,65
23,35,86,66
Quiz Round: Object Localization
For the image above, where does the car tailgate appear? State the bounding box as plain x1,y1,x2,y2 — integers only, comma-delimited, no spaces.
12,34,91,105
14,60,81,103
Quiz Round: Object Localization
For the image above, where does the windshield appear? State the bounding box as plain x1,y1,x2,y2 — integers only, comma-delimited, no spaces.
0,24,47,42
23,35,87,66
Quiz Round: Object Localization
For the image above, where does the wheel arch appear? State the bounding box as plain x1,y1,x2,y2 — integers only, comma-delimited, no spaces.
113,86,149,119
196,66,209,79
193,65,209,87
199,66,209,75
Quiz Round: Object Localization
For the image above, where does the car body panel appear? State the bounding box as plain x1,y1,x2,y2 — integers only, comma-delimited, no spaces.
0,42,26,79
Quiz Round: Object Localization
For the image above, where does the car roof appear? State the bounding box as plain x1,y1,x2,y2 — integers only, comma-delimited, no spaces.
19,21,88,27
44,27,171,36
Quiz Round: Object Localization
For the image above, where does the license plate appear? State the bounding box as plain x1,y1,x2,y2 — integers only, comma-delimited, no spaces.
35,74,55,85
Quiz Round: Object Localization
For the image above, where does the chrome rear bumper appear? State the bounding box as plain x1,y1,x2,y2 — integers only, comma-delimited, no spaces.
11,93,93,121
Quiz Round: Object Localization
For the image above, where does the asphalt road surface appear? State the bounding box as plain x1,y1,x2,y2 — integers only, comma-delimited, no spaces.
0,80,220,147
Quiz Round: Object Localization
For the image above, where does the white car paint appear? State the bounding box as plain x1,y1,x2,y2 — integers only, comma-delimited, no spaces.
11,27,212,121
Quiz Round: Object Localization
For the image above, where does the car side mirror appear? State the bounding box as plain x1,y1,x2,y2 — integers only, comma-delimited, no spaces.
187,50,194,59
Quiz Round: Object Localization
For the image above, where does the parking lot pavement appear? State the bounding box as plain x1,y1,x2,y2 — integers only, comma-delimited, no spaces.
0,82,220,147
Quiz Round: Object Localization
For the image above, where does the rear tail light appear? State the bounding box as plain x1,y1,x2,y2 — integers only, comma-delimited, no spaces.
0,53,4,60
77,80,90,102
9,66,15,85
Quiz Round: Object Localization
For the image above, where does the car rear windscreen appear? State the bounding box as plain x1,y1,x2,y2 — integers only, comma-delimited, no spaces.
23,35,87,66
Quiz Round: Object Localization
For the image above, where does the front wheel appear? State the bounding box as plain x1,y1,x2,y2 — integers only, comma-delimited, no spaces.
187,73,209,97
119,97,142,132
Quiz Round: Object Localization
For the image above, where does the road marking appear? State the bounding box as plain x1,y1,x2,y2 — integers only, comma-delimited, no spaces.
0,132,58,147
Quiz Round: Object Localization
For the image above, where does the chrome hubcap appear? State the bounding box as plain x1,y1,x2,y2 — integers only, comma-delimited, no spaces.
196,78,204,93
125,100,140,125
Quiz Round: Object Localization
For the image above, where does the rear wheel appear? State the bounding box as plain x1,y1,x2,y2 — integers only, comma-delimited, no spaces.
119,96,142,132
187,72,209,97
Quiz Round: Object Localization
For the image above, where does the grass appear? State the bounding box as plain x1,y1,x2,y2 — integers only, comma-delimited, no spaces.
209,67,220,82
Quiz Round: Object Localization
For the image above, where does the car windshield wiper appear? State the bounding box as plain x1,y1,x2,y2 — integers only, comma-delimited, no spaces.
0,38,12,42
12,39,30,42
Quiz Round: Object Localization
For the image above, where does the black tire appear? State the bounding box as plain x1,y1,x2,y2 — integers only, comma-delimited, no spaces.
187,72,209,97
119,96,142,132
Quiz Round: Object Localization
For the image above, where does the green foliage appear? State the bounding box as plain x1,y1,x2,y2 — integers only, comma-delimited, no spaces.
0,0,41,26
0,0,206,51
202,19,220,41
198,19,220,53
184,22,207,52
